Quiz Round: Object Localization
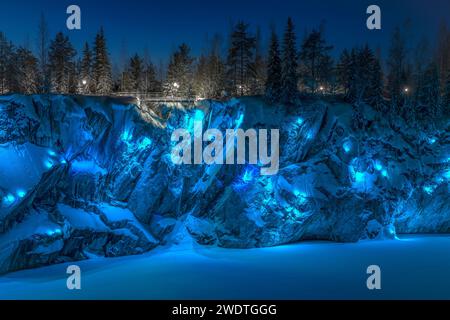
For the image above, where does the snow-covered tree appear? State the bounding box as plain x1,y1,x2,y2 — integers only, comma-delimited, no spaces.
444,70,450,117
226,21,256,96
36,13,50,93
164,43,194,97
281,17,298,106
415,62,441,123
123,54,144,93
386,27,408,114
93,28,113,94
48,32,76,93
265,29,282,103
15,47,38,94
250,27,266,95
299,28,333,93
78,42,92,94
336,49,352,96
142,60,160,93
0,32,15,94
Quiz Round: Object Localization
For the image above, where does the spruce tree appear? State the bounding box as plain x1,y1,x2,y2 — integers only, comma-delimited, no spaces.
415,62,441,122
0,32,14,94
163,43,194,97
265,29,282,103
444,70,450,117
336,49,352,97
281,17,299,106
251,27,266,95
387,27,407,114
79,42,92,94
93,28,113,94
226,21,255,96
299,28,333,93
48,32,76,93
15,47,38,94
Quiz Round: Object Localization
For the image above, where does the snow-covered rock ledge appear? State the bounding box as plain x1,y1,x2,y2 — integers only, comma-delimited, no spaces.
0,94,449,274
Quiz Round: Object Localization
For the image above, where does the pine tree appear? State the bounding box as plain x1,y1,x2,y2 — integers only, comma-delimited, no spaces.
79,42,92,94
366,53,384,110
93,28,113,94
15,47,38,94
299,28,333,93
444,70,450,117
143,60,160,93
336,49,352,97
0,32,14,94
48,32,76,93
226,21,255,96
386,27,407,114
36,13,50,93
125,54,144,93
163,43,194,97
251,27,266,95
265,29,282,103
281,17,299,106
415,62,441,122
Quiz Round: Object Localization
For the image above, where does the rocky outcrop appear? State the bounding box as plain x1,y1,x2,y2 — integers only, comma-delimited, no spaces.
0,94,448,273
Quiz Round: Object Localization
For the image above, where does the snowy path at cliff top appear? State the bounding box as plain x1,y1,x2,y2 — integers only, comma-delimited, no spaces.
0,235,449,300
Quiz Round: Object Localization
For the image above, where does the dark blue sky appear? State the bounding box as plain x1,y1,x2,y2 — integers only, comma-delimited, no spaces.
1,0,449,65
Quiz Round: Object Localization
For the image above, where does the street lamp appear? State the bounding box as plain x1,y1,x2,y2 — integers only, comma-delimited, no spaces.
404,87,409,93
82,79,87,86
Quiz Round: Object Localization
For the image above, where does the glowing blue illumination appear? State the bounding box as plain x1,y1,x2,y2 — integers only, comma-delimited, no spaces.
293,189,308,204
48,150,56,156
45,160,54,169
121,130,133,143
235,113,244,127
46,228,62,236
296,117,304,126
423,186,434,195
17,190,26,198
242,170,254,183
381,170,388,177
342,140,352,153
355,172,365,183
444,170,450,180
428,137,437,145
138,137,152,150
3,193,15,205
61,159,67,164
305,131,314,140
374,161,383,171
194,110,204,121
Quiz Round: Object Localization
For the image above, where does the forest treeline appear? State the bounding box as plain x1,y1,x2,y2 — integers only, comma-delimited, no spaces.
0,15,449,125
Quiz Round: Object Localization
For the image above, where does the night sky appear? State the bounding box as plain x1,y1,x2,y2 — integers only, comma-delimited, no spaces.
1,0,450,64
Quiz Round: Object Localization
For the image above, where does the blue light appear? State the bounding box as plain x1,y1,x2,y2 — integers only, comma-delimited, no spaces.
3,193,15,205
138,137,152,150
423,186,434,194
381,170,388,177
343,140,352,153
45,160,54,169
194,109,204,121
48,150,56,156
355,172,365,183
428,137,437,145
17,190,26,198
374,160,383,171
444,170,450,180
235,113,244,127
242,170,253,183
296,117,304,126
121,130,133,143
61,159,67,164
293,189,308,204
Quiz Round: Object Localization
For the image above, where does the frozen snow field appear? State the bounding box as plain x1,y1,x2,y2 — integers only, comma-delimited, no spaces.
0,235,449,300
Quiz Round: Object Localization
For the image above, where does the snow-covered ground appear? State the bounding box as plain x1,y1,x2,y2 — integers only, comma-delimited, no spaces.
0,235,449,300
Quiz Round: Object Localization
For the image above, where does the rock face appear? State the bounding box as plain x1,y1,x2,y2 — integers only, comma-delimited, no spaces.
0,94,449,274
